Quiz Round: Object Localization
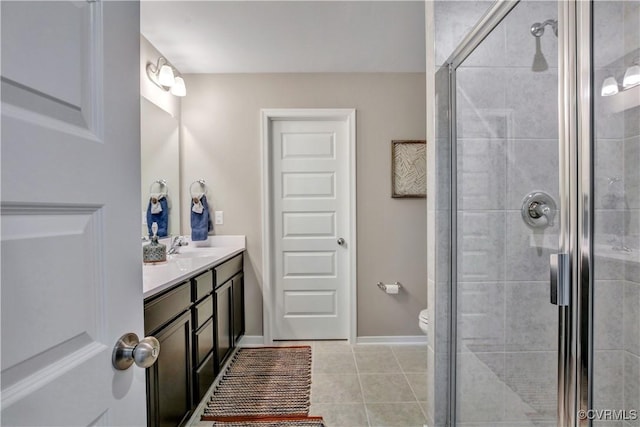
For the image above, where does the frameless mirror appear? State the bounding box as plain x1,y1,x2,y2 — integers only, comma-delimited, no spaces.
140,97,180,237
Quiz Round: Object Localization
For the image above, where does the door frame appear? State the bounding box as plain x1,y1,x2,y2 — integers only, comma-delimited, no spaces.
260,108,357,344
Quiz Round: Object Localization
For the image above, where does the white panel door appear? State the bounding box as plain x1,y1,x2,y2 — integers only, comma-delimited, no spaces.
1,1,145,426
272,119,350,340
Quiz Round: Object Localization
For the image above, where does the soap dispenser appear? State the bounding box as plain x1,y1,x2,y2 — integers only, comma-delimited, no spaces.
143,222,167,264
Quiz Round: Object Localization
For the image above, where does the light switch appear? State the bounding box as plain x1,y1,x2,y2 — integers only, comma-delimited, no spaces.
214,211,224,225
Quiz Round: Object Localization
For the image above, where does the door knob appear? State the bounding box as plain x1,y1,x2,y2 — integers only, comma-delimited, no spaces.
112,333,160,370
337,238,345,246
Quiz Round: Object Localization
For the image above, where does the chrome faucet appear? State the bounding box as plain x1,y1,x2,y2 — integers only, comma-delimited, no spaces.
167,235,189,255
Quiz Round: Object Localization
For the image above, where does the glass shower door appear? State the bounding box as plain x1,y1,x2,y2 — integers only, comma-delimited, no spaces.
449,0,640,425
453,1,560,425
591,1,640,425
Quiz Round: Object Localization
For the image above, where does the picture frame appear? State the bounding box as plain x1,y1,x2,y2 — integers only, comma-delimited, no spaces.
391,140,426,198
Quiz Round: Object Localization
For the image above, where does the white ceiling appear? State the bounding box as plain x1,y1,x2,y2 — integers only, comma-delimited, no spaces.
140,1,426,74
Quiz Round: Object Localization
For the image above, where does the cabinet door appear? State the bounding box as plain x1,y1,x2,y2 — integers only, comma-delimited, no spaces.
194,351,215,404
232,273,245,345
215,281,232,368
147,311,192,427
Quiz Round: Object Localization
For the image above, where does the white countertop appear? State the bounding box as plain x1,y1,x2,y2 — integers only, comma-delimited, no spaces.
142,235,246,299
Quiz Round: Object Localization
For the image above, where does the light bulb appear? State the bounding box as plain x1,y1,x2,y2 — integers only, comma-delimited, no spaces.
622,64,640,89
170,76,186,97
158,64,175,87
601,76,619,97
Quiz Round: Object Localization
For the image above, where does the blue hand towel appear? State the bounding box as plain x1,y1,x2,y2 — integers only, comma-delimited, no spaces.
191,195,212,241
146,196,169,237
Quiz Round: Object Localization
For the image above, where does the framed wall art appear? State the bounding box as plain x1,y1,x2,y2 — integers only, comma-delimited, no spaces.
391,140,426,198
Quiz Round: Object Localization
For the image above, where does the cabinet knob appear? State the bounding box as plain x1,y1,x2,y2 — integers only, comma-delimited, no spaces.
112,333,160,370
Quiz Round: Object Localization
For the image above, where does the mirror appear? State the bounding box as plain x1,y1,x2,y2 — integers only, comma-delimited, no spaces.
140,97,180,237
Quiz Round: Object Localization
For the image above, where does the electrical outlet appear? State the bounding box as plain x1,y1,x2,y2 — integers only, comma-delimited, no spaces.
214,211,224,225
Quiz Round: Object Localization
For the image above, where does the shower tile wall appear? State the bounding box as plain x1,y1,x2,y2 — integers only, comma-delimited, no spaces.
455,1,559,425
622,2,640,425
593,2,640,426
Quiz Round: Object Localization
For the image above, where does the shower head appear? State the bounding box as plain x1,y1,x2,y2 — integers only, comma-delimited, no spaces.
530,19,558,38
530,18,557,72
531,38,549,72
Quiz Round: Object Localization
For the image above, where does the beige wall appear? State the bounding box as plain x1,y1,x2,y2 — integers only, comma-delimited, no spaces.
181,73,427,337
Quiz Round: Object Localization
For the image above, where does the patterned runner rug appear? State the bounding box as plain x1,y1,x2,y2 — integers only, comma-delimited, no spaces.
202,346,317,423
210,416,325,426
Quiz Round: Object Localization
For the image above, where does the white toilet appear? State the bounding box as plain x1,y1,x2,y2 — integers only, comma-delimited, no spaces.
418,308,429,335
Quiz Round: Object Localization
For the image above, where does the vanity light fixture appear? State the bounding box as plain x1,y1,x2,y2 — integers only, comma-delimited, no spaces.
601,76,619,97
622,63,640,89
146,56,186,97
171,76,186,97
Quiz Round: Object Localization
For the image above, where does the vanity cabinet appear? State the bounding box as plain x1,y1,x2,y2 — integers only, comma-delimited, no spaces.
214,254,244,367
232,272,245,345
191,270,215,404
214,281,232,366
145,283,193,427
144,251,245,427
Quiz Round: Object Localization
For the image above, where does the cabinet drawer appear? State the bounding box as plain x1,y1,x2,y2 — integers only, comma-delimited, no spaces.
215,254,243,287
193,295,213,329
194,318,214,366
193,270,213,302
194,351,215,403
144,283,191,334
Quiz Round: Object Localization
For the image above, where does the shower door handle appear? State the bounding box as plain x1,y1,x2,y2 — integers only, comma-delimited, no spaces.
550,253,570,306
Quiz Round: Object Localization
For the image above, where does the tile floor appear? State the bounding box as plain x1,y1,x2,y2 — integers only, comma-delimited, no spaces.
189,340,429,427
307,341,428,427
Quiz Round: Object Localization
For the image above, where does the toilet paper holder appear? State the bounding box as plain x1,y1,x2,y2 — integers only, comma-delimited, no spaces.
377,281,402,292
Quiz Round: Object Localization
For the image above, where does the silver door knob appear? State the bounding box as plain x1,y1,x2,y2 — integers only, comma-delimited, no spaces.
337,238,345,246
112,333,160,370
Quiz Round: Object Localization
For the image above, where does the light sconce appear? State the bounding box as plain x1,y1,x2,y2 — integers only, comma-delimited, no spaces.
601,59,640,97
146,57,186,97
622,63,640,89
601,76,619,97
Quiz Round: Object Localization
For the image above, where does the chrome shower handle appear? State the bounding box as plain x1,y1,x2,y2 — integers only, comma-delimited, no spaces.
521,191,557,228
529,201,553,225
550,253,570,306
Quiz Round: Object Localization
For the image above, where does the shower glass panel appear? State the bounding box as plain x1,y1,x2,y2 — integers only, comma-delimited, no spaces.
592,1,640,423
454,1,559,425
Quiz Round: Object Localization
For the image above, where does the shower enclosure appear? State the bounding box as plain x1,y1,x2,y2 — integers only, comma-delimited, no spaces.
440,0,640,425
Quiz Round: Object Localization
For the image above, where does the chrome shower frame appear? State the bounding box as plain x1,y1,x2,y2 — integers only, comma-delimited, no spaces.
444,0,595,425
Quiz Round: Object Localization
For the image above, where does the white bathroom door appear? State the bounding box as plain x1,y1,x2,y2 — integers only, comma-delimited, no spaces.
1,1,146,426
270,114,353,340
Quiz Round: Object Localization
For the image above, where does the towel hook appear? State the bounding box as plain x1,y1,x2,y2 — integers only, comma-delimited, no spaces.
149,179,168,197
190,179,206,199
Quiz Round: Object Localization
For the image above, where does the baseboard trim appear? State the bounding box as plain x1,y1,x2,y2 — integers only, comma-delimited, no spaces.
356,335,428,345
237,335,428,346
237,335,265,347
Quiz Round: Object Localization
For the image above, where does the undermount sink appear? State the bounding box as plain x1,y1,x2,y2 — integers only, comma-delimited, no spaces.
168,246,231,259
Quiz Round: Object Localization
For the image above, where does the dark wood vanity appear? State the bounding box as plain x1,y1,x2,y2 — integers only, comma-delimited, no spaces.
143,252,245,427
